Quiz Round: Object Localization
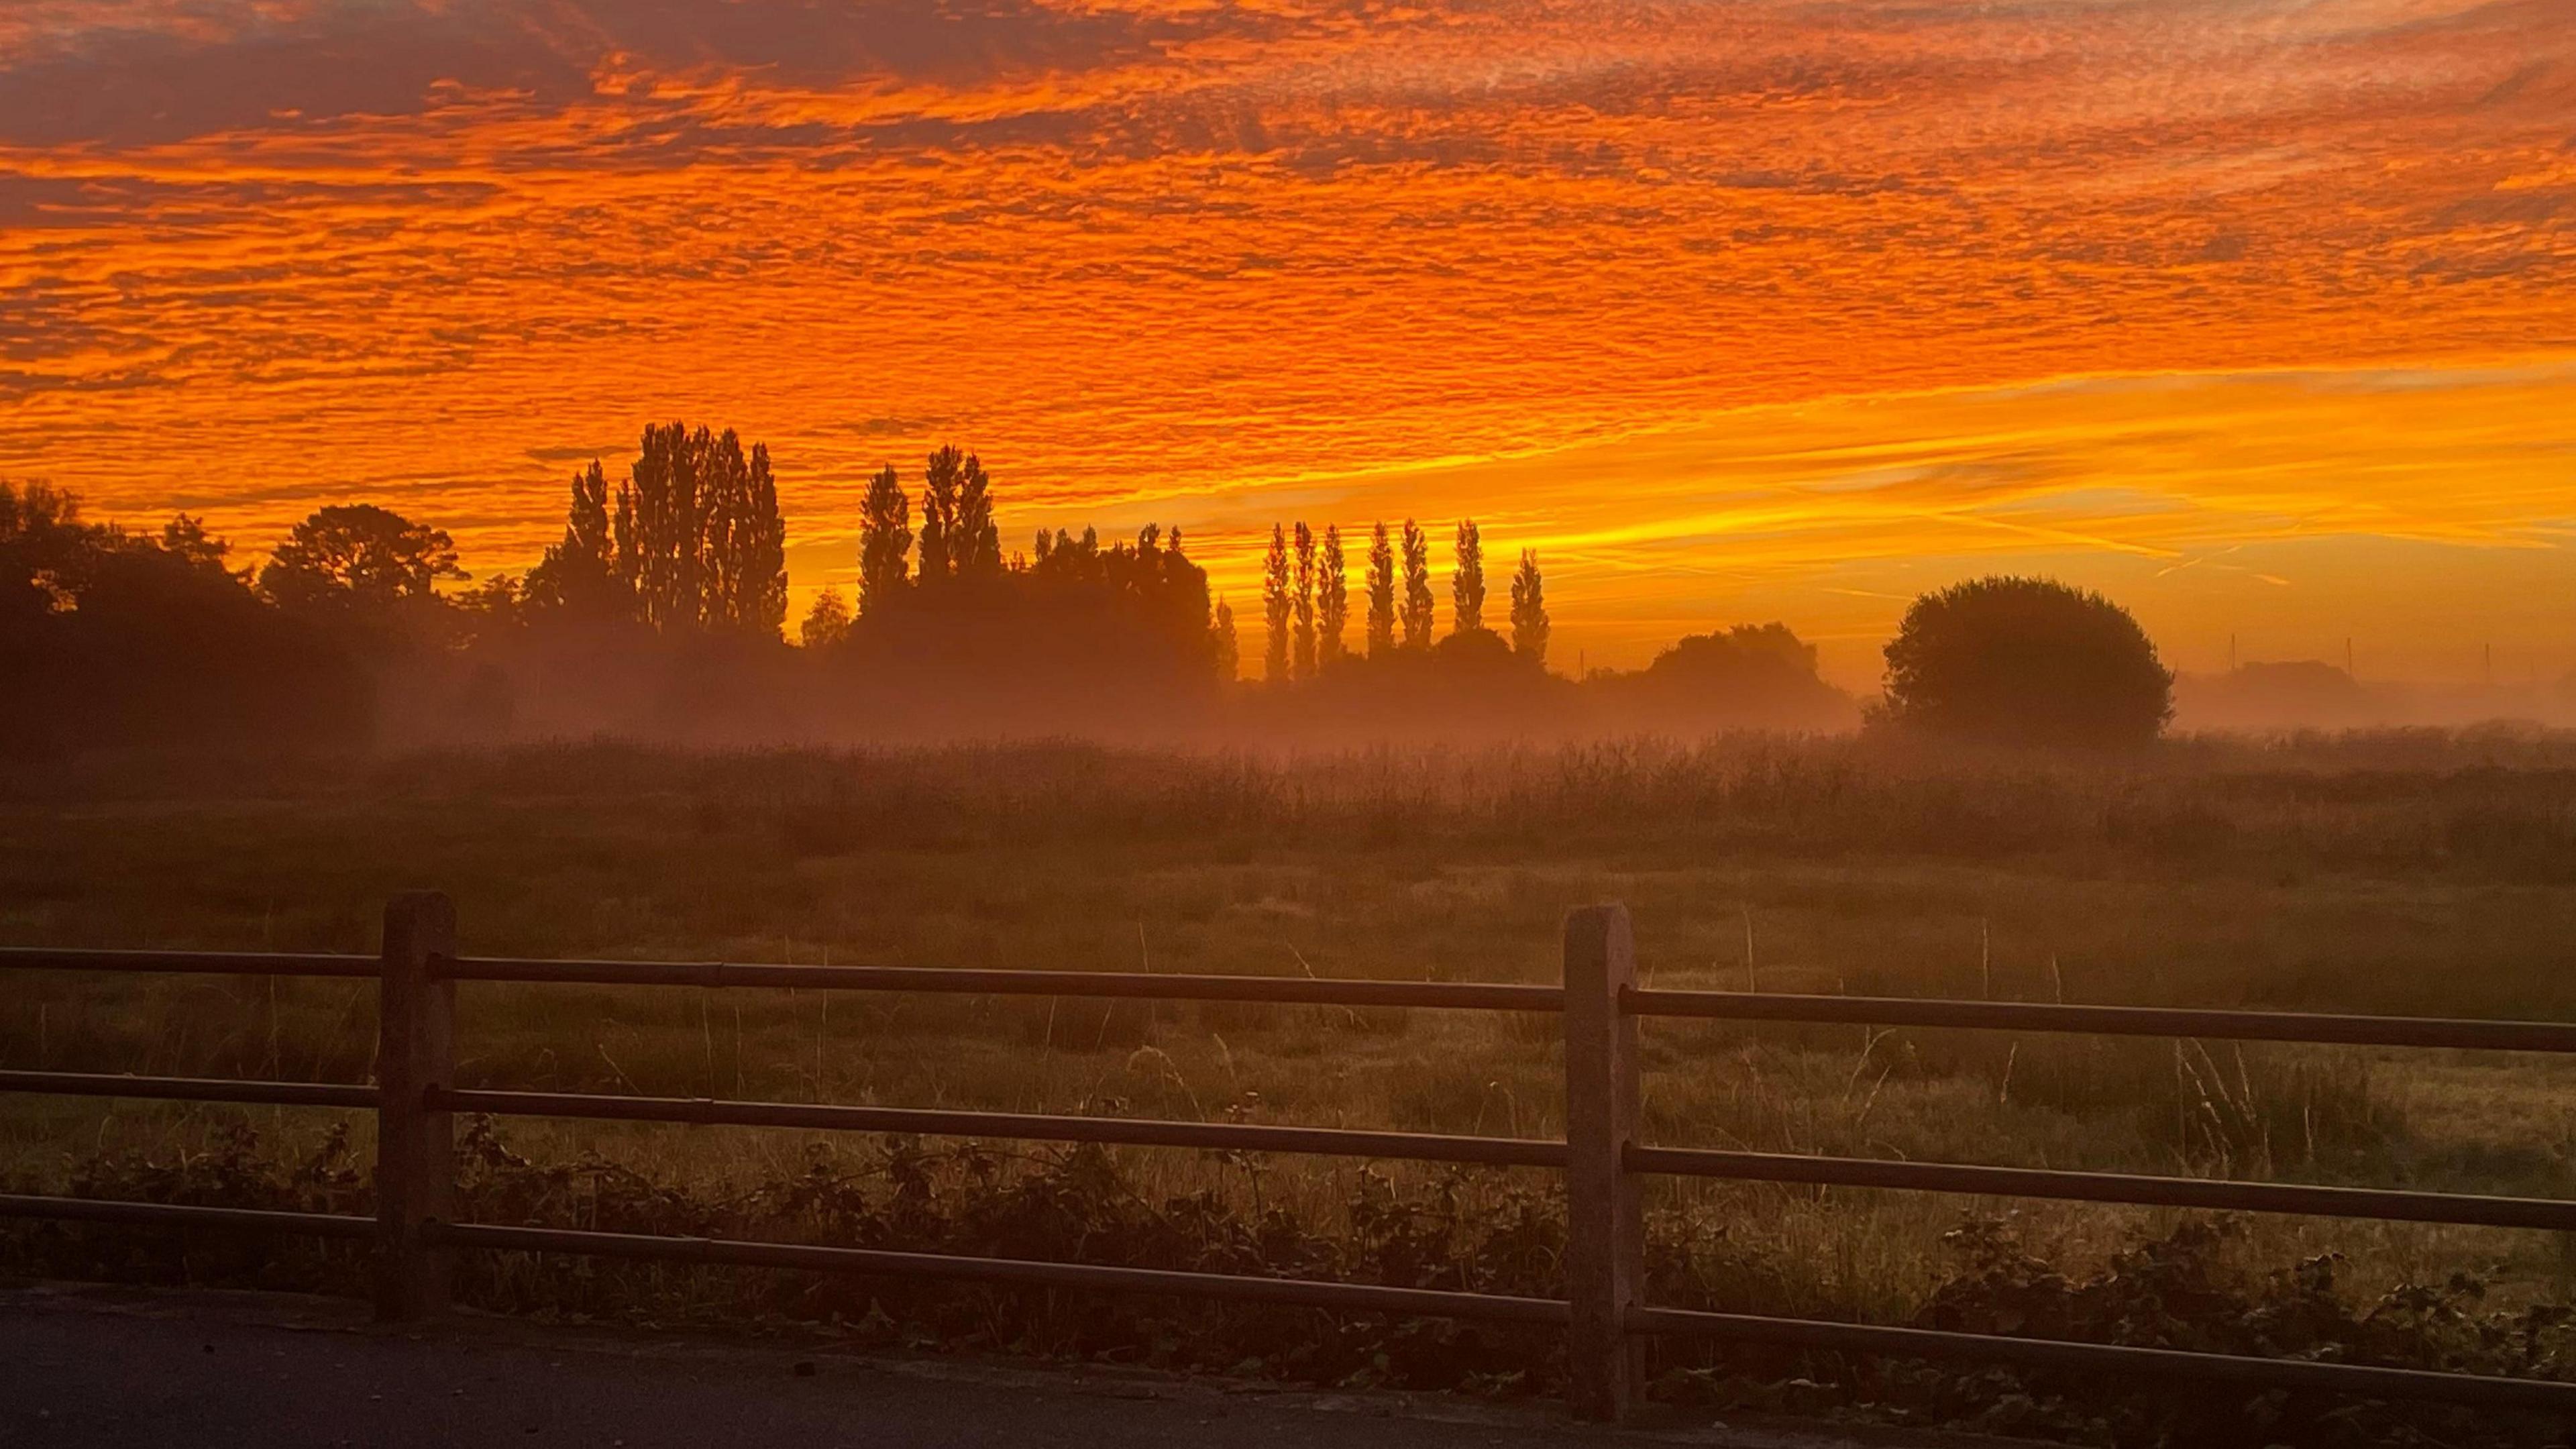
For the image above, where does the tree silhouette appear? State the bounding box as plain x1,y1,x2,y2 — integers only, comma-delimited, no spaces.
1509,547,1547,665
1213,598,1239,680
1364,522,1395,657
953,450,1000,580
918,445,968,585
700,434,786,635
527,461,628,619
800,586,853,648
1262,523,1291,683
156,513,227,573
858,464,912,615
1399,519,1434,648
1291,522,1317,678
1450,518,1485,635
7,482,371,755
1014,519,1221,684
616,422,704,631
1,482,90,626
1878,576,2173,749
610,422,787,635
260,504,466,610
1601,623,1855,732
1318,525,1348,667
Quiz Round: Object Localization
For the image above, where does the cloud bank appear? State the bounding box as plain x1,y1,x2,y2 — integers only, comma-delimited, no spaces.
1,0,2571,677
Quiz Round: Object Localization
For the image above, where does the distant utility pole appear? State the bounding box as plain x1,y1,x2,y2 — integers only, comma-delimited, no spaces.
2228,633,2237,672
2345,637,2354,679
2485,643,2494,687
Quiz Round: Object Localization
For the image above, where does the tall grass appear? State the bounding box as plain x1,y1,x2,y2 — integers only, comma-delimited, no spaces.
10,733,2576,1443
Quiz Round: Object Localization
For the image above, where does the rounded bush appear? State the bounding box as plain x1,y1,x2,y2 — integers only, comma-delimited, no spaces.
1878,576,2172,749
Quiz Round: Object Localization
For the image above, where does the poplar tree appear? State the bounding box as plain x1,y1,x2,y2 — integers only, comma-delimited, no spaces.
1509,548,1548,665
1364,522,1395,657
741,440,789,635
1318,525,1348,667
1262,523,1291,683
1399,518,1434,647
1451,518,1485,635
702,434,786,635
699,429,754,628
857,464,912,616
1291,521,1317,678
1213,598,1240,680
612,421,786,636
953,451,1001,580
918,445,966,584
527,460,627,619
617,421,706,632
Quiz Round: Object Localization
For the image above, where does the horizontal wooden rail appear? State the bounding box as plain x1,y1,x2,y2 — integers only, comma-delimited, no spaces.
0,1193,378,1239
435,1087,1566,1168
1628,1144,2576,1232
429,1221,1571,1325
0,948,377,979
1626,987,2576,1054
14,900,2576,1424
0,1070,378,1110
437,955,1563,1012
1627,1304,2576,1413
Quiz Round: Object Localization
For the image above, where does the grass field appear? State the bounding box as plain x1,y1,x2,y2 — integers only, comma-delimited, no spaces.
9,734,2576,1440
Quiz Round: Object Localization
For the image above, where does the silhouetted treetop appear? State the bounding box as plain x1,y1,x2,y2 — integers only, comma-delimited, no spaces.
1364,523,1396,659
1399,519,1434,649
800,586,853,649
525,461,628,621
612,422,787,637
259,504,466,610
1319,526,1349,668
918,445,999,586
857,464,912,616
1291,521,1317,679
1263,523,1291,684
1213,598,1240,681
3,481,368,755
1877,576,2171,749
1451,519,1485,635
1510,549,1547,666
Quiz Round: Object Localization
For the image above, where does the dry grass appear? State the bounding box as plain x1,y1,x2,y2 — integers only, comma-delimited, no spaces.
8,734,2576,1439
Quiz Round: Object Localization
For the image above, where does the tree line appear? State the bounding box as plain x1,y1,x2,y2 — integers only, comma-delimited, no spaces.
1254,519,1550,682
12,418,2174,753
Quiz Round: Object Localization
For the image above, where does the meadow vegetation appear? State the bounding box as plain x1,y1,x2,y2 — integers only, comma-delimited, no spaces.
9,731,2576,1444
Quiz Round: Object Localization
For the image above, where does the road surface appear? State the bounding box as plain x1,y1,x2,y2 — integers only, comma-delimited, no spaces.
0,1283,1988,1449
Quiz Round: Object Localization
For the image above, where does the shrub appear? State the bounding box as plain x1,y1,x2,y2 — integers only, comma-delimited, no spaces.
1876,577,2173,749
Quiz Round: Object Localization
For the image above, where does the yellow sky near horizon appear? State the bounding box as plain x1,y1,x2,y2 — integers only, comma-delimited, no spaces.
1,0,2571,686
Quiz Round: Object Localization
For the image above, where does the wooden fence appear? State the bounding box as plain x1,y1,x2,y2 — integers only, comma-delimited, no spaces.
9,894,2576,1420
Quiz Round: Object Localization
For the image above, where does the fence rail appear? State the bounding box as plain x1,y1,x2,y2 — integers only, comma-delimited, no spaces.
9,898,2576,1421
439,954,1566,1012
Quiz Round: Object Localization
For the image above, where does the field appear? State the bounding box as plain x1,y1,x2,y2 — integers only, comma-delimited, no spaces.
10,733,2576,1441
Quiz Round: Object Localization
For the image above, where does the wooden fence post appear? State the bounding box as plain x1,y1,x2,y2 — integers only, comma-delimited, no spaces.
376,891,456,1322
1563,902,1643,1421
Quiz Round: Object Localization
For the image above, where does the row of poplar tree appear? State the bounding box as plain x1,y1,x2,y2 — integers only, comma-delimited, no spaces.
1256,519,1548,680
526,421,790,635
519,423,1550,684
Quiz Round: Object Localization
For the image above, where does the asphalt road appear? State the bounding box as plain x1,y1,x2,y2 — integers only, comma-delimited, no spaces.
0,1285,1946,1449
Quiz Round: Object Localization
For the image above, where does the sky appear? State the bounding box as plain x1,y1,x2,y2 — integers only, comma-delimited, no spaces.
1,0,2571,685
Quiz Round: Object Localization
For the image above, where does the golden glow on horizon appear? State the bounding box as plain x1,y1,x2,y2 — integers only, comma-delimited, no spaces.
1,0,2571,683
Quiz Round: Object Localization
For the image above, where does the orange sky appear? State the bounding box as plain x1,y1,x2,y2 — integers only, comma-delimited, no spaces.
2,0,2571,684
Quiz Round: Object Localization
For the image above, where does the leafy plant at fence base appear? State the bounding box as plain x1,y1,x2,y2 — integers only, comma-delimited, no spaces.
5,1121,2570,1448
